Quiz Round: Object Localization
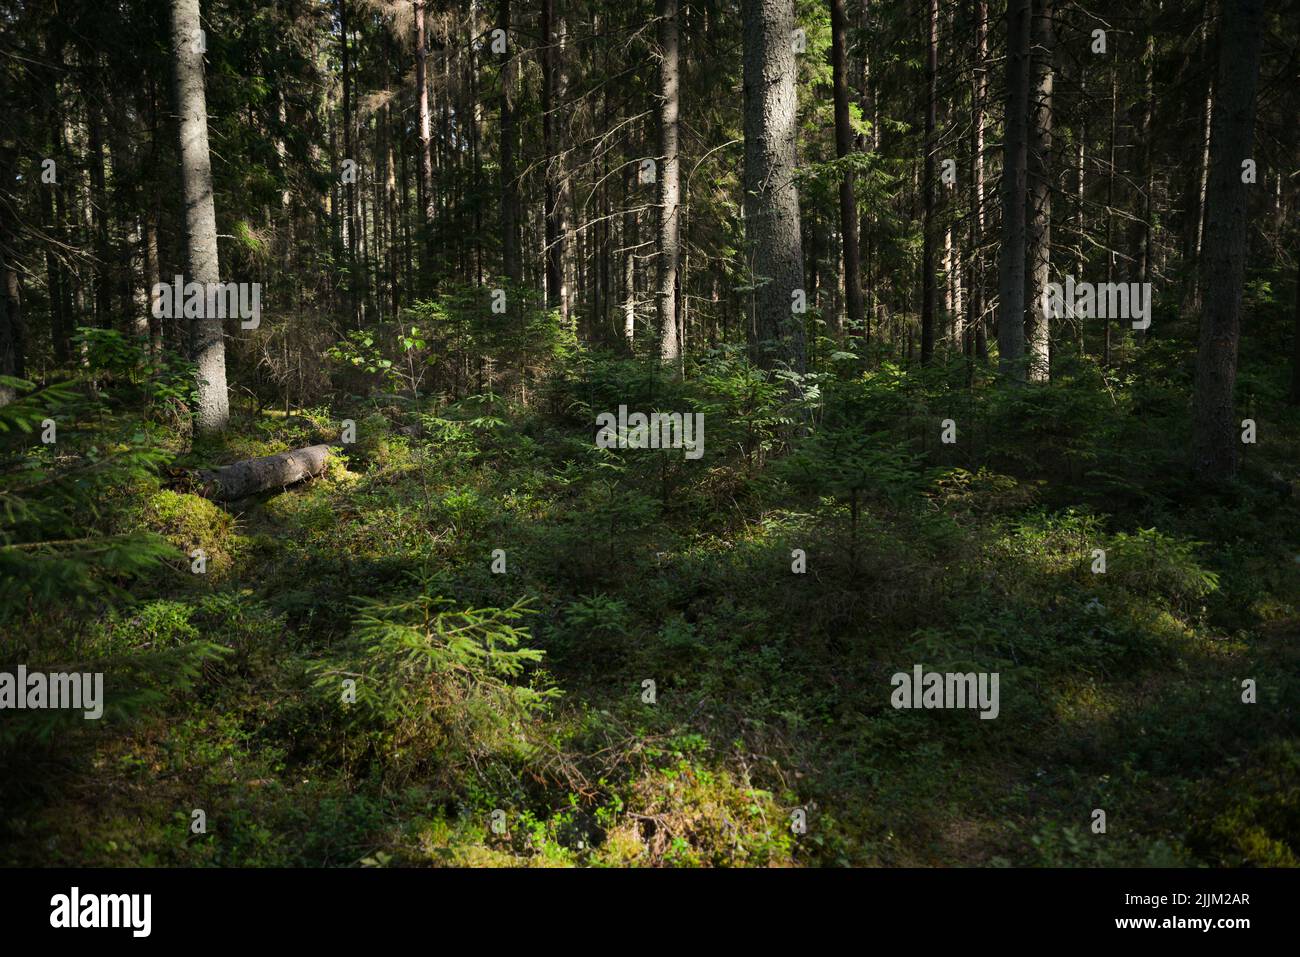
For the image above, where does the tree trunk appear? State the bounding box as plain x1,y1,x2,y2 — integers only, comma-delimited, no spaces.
88,101,112,329
1103,67,1117,366
656,0,682,369
1183,0,1214,315
0,145,23,405
499,0,521,284
339,0,360,325
830,0,863,340
541,0,564,313
970,0,988,362
414,0,435,284
742,0,806,373
1134,32,1155,290
170,0,229,433
996,0,1031,382
1024,0,1053,381
1291,253,1300,405
623,160,638,344
920,0,937,364
1191,0,1265,481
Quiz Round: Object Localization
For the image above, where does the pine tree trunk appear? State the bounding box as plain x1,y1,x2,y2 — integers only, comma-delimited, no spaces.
1183,0,1214,315
339,0,360,325
996,0,1031,382
830,0,863,340
1191,0,1265,480
742,0,806,373
971,0,988,362
656,0,682,369
1291,253,1300,405
541,0,564,313
414,0,435,285
0,145,23,405
170,0,229,433
920,0,937,364
623,160,637,344
499,0,521,284
1024,0,1053,381
1103,68,1116,366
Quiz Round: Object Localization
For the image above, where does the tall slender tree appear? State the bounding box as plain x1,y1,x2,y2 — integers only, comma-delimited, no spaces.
170,0,228,433
541,0,565,314
414,0,435,282
920,0,937,364
1024,0,1053,381
997,0,1031,382
656,0,682,368
742,0,806,373
499,0,521,284
0,144,23,407
968,0,988,362
1191,0,1265,480
830,0,863,340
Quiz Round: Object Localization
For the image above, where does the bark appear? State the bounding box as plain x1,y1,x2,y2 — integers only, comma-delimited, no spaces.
199,444,334,501
383,80,400,316
656,0,682,368
623,160,638,344
40,166,67,364
414,0,435,281
1291,252,1300,405
857,3,876,340
144,210,162,357
1127,28,1154,321
1191,0,1265,480
1074,69,1085,353
970,0,988,362
742,0,806,373
1024,0,1053,381
1103,68,1117,365
499,0,521,284
339,0,360,325
541,0,565,314
42,26,69,364
0,146,23,405
830,0,863,339
1183,0,1214,314
997,0,1031,382
88,101,112,328
170,0,229,433
920,0,937,364
52,110,75,359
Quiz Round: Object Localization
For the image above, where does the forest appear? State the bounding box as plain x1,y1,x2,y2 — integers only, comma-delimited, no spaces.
0,0,1297,870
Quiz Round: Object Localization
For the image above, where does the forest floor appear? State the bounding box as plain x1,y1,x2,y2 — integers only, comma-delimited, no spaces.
5,331,1300,867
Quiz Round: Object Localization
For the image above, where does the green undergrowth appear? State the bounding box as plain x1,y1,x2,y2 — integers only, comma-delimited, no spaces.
3,334,1299,868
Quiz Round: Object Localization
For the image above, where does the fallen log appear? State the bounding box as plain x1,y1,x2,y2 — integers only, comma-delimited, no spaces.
198,443,335,501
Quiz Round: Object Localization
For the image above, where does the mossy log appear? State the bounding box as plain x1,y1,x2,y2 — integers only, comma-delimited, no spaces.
198,443,335,501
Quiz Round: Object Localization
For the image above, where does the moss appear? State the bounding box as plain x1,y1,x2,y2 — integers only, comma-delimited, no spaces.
139,489,238,579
